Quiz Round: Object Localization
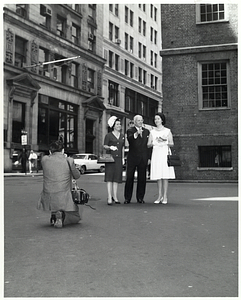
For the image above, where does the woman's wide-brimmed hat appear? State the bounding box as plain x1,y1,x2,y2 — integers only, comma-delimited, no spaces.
108,116,118,128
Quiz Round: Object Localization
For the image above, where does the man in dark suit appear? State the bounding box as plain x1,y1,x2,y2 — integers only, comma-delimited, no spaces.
124,115,150,204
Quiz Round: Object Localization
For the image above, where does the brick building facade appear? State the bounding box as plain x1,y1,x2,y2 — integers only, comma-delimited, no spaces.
160,4,238,181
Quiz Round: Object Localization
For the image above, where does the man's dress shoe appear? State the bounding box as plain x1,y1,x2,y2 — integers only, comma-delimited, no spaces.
124,200,130,204
137,199,145,204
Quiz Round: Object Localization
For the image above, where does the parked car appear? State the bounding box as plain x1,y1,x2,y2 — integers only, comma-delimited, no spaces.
72,153,105,174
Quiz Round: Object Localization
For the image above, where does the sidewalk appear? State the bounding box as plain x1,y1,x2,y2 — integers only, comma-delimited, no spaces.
4,171,43,177
3,171,238,184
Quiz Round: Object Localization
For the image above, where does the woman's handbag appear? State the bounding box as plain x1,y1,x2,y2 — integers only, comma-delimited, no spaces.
167,149,181,166
97,153,115,163
71,179,89,205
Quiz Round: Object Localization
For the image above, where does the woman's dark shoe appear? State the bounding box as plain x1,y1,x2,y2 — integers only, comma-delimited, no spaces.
112,197,121,204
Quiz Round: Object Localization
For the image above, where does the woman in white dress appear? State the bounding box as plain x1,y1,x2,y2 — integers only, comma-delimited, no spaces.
147,112,175,204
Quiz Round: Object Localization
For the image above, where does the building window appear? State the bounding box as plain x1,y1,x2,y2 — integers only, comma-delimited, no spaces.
125,6,128,23
150,4,153,18
154,7,157,21
74,4,81,14
115,26,119,40
71,63,78,88
198,146,231,168
88,4,96,21
16,4,27,18
66,4,81,14
38,95,78,149
143,21,146,36
125,60,129,76
87,68,95,91
150,74,154,88
150,50,153,66
57,15,66,37
138,17,142,33
88,26,95,52
199,61,228,109
199,4,225,22
109,4,113,12
138,42,142,58
125,88,135,112
138,67,142,83
115,4,119,16
38,47,49,76
15,36,27,68
143,45,146,60
40,5,51,29
109,22,113,41
154,30,157,44
72,23,80,45
109,51,113,68
53,54,69,84
130,36,133,53
155,76,158,90
130,10,133,27
125,33,128,50
150,27,153,42
115,54,119,71
130,63,134,78
148,99,158,123
154,53,157,68
137,95,147,116
143,70,147,85
108,81,119,106
143,4,146,12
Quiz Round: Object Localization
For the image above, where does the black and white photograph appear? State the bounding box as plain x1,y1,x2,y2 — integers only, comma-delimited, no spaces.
2,2,238,298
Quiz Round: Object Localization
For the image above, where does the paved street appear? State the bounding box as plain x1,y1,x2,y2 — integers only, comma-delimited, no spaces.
4,173,238,297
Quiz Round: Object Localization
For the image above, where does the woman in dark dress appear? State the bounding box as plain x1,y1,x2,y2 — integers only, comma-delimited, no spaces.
103,116,125,205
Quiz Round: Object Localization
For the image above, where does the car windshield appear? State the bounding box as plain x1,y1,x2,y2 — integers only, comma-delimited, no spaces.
74,155,87,159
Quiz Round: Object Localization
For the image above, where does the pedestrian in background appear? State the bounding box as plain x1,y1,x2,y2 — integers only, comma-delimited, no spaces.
124,115,151,204
103,116,125,205
147,112,175,204
28,149,37,173
37,139,83,228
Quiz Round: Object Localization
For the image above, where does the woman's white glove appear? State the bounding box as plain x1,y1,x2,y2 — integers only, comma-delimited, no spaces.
110,146,118,151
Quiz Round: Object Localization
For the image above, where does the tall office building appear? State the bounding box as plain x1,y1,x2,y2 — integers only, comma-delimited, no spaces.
101,4,162,134
3,4,162,173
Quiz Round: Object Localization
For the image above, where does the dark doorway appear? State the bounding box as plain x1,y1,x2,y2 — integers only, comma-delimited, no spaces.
85,119,95,153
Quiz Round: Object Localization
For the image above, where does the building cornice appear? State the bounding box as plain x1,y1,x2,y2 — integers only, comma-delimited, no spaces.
160,43,238,56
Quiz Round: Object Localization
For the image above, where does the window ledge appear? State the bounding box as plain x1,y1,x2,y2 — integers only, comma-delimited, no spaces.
199,107,230,111
196,20,229,25
197,167,233,171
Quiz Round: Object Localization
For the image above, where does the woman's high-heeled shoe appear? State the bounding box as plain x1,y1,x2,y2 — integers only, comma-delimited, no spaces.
107,198,112,205
154,197,163,204
162,198,167,205
112,197,121,204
